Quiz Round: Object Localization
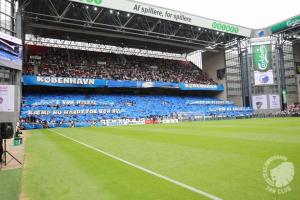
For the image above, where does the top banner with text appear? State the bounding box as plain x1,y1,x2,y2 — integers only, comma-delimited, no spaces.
22,75,224,91
70,0,251,37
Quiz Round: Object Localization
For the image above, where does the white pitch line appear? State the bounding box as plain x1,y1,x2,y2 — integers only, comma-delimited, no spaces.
50,129,223,200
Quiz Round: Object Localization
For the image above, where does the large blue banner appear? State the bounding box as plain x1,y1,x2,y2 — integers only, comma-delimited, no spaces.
107,80,138,88
22,76,224,91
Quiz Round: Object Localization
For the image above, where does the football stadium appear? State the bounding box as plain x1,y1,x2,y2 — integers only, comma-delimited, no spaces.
0,0,300,199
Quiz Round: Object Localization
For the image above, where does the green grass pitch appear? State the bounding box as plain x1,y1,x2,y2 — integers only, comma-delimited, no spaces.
6,118,300,199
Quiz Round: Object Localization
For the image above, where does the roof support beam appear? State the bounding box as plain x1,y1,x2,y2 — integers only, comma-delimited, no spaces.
58,2,72,22
26,22,210,51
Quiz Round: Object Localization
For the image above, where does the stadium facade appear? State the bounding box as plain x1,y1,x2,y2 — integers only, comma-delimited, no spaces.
0,0,300,127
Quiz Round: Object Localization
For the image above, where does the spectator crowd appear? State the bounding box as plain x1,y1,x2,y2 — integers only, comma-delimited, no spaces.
24,46,217,84
254,103,300,118
277,103,300,116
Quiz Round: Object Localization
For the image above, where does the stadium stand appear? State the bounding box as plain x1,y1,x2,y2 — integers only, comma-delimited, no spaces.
273,103,300,117
20,94,252,129
21,46,252,130
23,46,217,85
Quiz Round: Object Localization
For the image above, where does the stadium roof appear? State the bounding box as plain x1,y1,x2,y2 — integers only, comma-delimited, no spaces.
20,0,253,54
270,14,300,43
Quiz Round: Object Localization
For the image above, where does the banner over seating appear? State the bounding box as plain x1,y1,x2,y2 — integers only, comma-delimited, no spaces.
22,76,224,91
179,83,224,91
22,76,106,88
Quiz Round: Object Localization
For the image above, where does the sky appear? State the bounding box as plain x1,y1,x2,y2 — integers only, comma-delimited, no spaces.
136,0,300,29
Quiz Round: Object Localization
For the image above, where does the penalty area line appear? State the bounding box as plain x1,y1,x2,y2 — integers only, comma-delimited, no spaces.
50,129,223,200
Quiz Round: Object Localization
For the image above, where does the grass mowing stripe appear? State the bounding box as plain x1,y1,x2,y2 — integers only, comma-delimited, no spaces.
50,129,223,200
0,169,22,200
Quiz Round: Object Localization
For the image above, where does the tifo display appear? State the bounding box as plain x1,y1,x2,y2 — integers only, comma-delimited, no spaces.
20,94,252,129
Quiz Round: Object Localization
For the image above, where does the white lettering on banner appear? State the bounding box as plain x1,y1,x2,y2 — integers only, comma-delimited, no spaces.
184,84,218,89
36,76,43,82
62,100,74,105
37,76,95,85
186,100,234,105
209,107,247,112
70,78,76,84
76,100,97,105
101,118,146,126
27,109,123,116
28,110,51,115
63,78,70,84
29,100,113,106
52,110,62,115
